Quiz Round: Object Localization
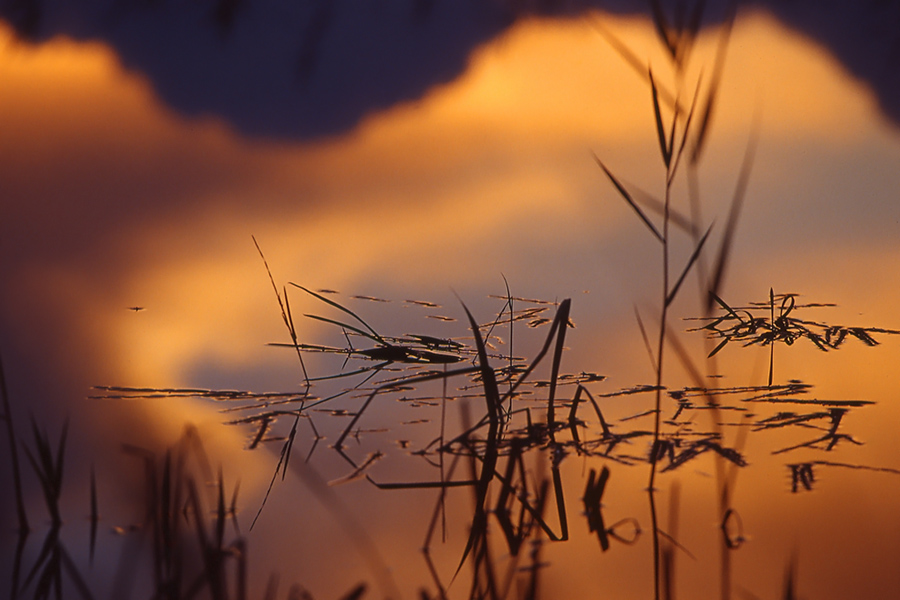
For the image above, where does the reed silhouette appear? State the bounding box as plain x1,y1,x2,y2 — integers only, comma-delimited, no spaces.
6,4,900,599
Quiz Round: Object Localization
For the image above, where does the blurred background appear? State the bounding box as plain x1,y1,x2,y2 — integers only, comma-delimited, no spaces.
1,1,899,598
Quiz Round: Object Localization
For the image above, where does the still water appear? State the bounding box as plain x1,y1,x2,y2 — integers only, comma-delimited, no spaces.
2,4,900,599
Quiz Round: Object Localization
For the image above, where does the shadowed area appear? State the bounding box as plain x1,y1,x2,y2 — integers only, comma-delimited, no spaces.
0,1,896,139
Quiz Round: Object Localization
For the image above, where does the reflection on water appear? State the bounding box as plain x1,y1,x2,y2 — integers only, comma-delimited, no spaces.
10,282,900,598
95,280,900,597
3,4,900,600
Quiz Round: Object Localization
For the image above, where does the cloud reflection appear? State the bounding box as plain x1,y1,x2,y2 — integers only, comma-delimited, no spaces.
1,8,900,599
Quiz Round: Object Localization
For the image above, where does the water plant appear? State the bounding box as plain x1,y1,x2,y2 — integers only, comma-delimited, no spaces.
6,4,900,600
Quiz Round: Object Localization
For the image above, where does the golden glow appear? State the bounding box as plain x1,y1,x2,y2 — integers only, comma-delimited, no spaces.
3,7,900,599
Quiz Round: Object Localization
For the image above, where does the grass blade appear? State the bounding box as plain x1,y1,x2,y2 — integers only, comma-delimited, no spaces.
291,284,385,344
303,314,384,345
628,183,694,235
545,299,572,436
650,0,677,59
649,69,672,168
252,237,309,385
460,301,501,424
594,154,664,243
0,351,29,533
769,288,775,386
669,75,703,186
706,120,759,312
591,17,677,111
633,306,657,374
666,223,713,307
690,1,736,165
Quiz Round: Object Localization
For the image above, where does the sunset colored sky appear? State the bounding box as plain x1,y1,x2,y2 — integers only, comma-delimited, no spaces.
2,5,900,599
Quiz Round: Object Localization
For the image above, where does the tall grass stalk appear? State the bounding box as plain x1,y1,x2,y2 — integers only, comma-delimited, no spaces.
0,352,28,534
594,4,741,597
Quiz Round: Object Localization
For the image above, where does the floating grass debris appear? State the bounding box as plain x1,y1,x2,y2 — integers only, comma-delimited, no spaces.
33,6,900,599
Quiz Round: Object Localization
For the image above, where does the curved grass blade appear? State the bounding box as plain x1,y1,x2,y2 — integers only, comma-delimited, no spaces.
705,120,759,313
708,337,729,358
594,154,663,243
292,284,385,344
545,299,572,436
452,300,502,578
0,352,29,533
252,237,309,386
666,223,713,307
650,0,677,59
591,16,678,111
668,75,703,186
649,69,672,169
634,306,658,373
628,184,694,234
690,1,737,165
303,313,385,346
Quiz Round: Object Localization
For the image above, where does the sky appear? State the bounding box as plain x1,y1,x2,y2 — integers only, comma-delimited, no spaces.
2,2,900,599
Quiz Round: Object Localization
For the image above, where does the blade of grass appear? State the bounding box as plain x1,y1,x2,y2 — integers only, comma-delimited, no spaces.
503,274,515,415
594,154,664,243
674,0,708,65
291,284,385,344
262,574,279,600
252,236,310,385
706,118,759,313
303,313,384,345
668,74,703,186
591,17,678,110
634,306,658,375
650,0,677,59
454,300,502,578
649,69,672,169
57,544,96,600
0,351,28,533
545,299,572,437
9,513,26,600
281,287,310,386
460,301,501,425
23,419,67,527
690,1,736,165
666,223,713,307
629,183,695,235
769,288,775,386
215,468,226,551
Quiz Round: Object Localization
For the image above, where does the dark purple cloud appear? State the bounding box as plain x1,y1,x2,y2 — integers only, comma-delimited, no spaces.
3,1,893,139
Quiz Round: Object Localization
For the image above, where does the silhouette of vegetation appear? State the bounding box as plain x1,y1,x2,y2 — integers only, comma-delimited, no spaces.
89,271,899,599
5,3,900,599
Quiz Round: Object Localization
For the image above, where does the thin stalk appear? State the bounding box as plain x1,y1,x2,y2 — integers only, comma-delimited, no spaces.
0,351,29,533
648,70,680,597
439,363,448,543
649,173,671,600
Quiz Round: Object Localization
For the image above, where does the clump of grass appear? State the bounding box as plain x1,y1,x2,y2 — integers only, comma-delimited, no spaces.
593,2,745,596
3,364,380,600
693,289,900,385
93,262,900,599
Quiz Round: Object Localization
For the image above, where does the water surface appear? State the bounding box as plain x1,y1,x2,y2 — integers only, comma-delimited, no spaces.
2,6,900,599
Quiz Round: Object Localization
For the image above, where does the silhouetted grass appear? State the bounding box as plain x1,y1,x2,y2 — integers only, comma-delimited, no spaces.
8,5,900,600
0,352,28,535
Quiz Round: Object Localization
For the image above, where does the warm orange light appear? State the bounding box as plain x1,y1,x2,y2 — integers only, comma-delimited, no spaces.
3,8,900,599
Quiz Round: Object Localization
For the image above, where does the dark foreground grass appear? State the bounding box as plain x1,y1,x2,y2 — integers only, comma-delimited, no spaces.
82,277,900,600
